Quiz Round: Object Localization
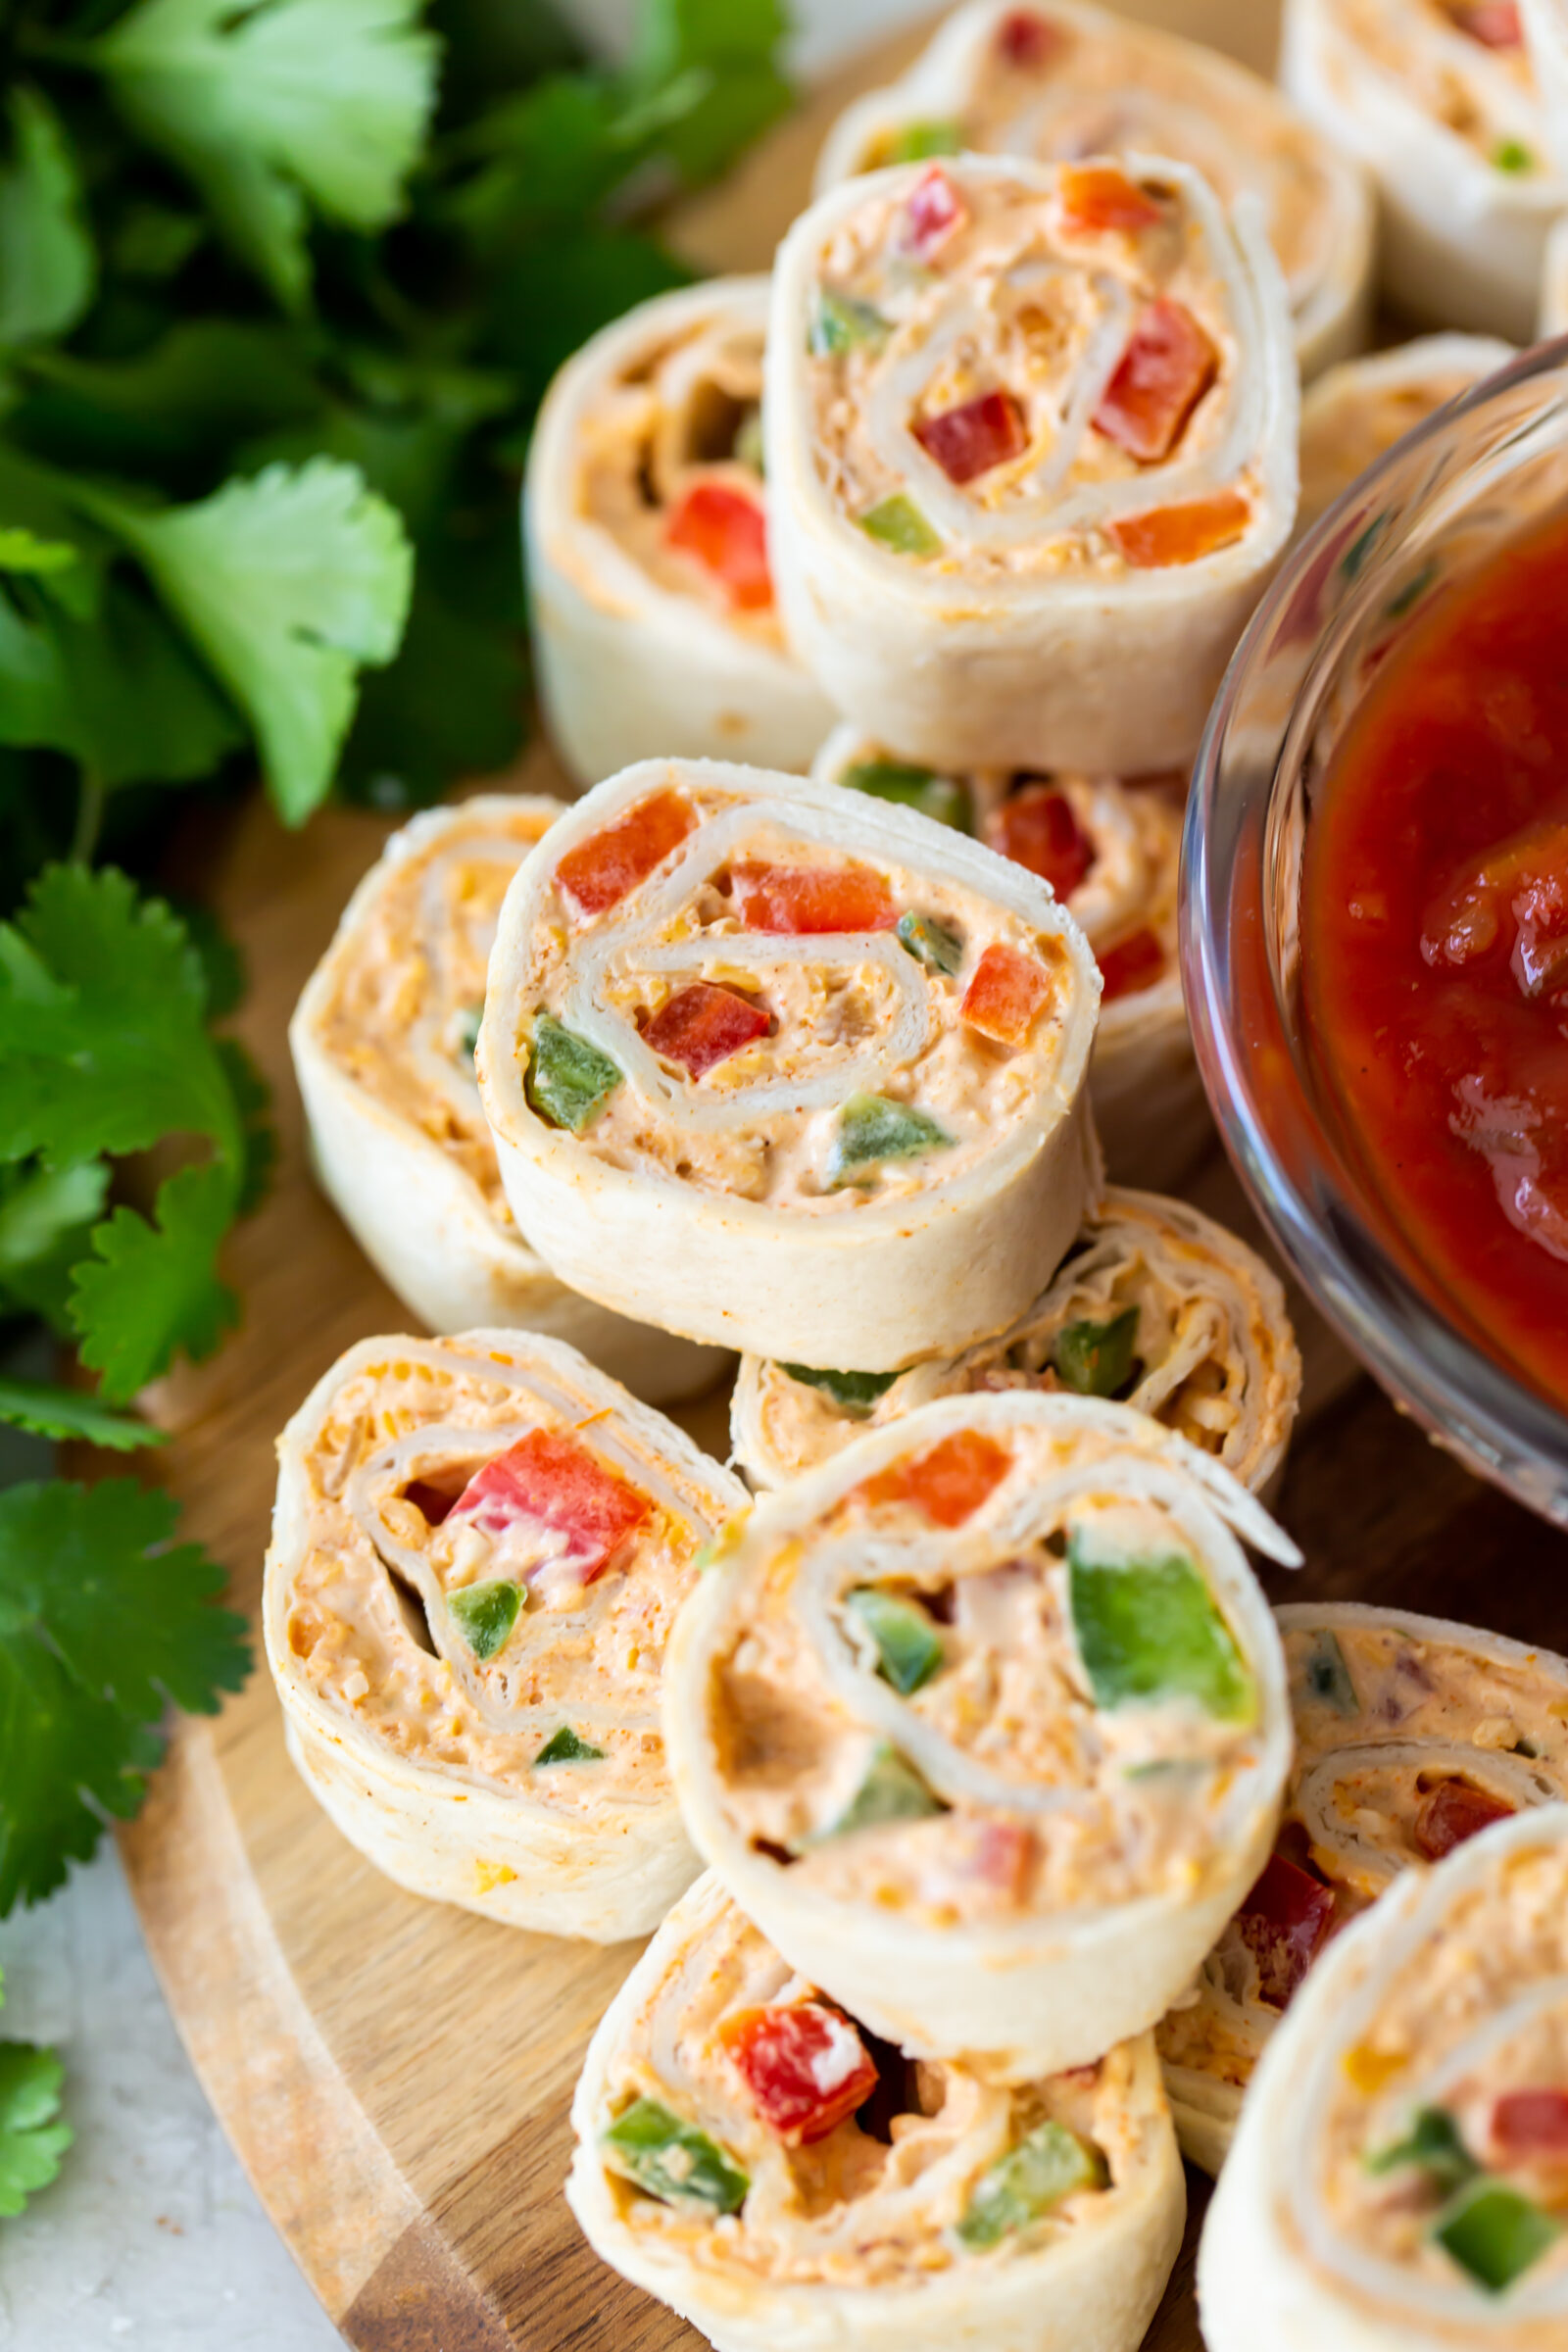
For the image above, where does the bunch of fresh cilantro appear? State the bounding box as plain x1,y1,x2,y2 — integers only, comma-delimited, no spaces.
0,0,792,2214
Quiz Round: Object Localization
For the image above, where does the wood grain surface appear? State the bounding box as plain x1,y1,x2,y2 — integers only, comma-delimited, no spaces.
111,9,1568,2349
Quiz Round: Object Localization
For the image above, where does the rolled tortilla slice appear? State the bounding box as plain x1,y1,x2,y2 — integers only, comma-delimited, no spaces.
263,1329,749,1939
1159,1602,1568,2176
1297,336,1517,534
732,1187,1301,1504
566,1871,1186,2352
765,152,1298,777
525,277,835,786
1523,0,1568,161
811,727,1200,1184
478,758,1102,1370
1281,0,1565,341
812,0,1373,377
290,798,725,1405
1200,1803,1568,2351
664,1390,1297,2079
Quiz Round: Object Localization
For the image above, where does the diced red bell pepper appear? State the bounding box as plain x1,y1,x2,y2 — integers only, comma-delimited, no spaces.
1455,0,1522,44
1492,2089,1568,2157
1107,489,1250,569
991,785,1096,899
961,941,1054,1043
1099,925,1166,1002
913,390,1027,484
1413,1778,1515,1861
558,789,695,918
997,8,1063,67
641,982,770,1077
862,1428,1013,1527
1095,300,1217,465
721,2003,879,2144
1237,1850,1337,2008
666,481,773,612
731,861,897,934
1058,164,1164,237
963,1819,1035,1898
450,1429,651,1589
903,165,966,257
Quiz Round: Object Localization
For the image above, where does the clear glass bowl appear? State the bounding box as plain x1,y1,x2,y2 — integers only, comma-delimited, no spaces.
1182,338,1568,1526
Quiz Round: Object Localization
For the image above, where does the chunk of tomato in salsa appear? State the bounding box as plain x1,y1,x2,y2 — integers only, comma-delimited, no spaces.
913,390,1027,484
862,1428,1013,1527
731,861,897,934
960,941,1054,1043
1413,1778,1515,1861
666,482,772,611
642,982,769,1077
450,1429,651,1585
1236,1849,1336,2008
1095,299,1217,465
991,785,1096,899
720,2002,879,2144
557,790,695,917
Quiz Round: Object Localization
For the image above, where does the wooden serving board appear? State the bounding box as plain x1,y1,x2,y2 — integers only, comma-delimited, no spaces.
112,11,1568,2349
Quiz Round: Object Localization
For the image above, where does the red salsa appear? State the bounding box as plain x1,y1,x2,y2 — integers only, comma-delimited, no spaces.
1302,514,1568,1412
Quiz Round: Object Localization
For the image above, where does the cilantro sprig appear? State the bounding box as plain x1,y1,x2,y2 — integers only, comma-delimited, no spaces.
0,1971,72,2219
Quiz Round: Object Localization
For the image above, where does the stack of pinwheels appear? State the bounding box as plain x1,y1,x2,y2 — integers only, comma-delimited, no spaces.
266,7,1568,2348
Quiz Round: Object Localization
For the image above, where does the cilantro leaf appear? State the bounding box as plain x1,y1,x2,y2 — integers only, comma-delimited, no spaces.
489,226,690,414
87,461,413,825
70,1161,240,1401
92,0,439,310
0,2035,72,2218
620,0,792,184
338,577,524,808
213,1037,277,1216
0,1376,163,1451
0,1157,108,1329
0,865,237,1168
0,1478,250,1912
0,87,95,351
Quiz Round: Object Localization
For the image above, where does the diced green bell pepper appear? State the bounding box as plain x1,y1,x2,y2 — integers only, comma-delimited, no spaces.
884,119,964,163
779,1363,900,1416
840,759,972,833
827,1092,954,1186
1494,137,1535,174
603,2097,749,2214
808,287,890,356
1300,1628,1358,1715
526,1014,621,1134
733,405,765,475
813,1740,943,1840
1366,2105,1478,2192
896,909,963,975
1067,1533,1253,1721
457,1002,483,1062
957,2119,1107,2248
847,1586,945,1695
534,1726,605,1765
448,1579,520,1662
858,493,942,557
1051,1304,1140,1397
1435,2178,1559,2292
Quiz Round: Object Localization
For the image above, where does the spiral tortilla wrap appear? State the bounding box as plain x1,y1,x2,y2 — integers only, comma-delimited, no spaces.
764,151,1298,777
478,758,1102,1371
1541,216,1568,334
732,1187,1300,1504
264,1329,748,1939
810,728,1200,1184
290,799,725,1405
811,0,1373,376
1160,1602,1568,2174
665,1390,1296,2080
525,278,835,786
1199,1803,1568,2350
566,1870,1185,2352
1297,336,1518,534
1281,0,1565,340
